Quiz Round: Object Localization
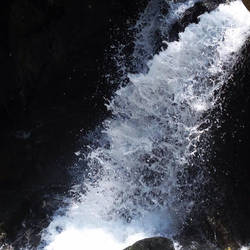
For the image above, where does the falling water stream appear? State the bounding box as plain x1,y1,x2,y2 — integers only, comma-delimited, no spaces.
37,1,250,249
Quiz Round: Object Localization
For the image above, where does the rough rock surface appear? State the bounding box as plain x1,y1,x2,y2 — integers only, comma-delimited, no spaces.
124,237,174,250
209,37,250,247
243,0,250,11
178,38,250,249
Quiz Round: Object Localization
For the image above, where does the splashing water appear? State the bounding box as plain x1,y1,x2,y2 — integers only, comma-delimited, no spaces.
40,1,250,250
132,0,202,72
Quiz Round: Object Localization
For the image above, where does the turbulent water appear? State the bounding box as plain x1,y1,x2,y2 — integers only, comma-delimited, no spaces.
132,0,202,72
38,1,250,249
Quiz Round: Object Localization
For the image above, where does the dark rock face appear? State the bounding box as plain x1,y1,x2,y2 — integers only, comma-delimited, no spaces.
156,0,228,49
210,38,250,246
124,237,174,250
128,0,227,73
243,0,250,11
178,39,250,249
173,0,228,39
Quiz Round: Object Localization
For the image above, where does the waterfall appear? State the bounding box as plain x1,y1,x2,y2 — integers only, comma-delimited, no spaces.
131,0,202,72
39,1,250,249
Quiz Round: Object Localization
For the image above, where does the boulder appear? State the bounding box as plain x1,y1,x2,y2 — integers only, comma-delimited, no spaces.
242,0,250,11
124,237,174,250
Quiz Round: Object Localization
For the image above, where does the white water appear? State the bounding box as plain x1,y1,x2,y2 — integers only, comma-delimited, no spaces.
132,0,202,72
40,1,250,250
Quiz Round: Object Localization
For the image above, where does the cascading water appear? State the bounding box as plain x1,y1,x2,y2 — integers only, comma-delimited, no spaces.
38,1,250,249
131,0,202,73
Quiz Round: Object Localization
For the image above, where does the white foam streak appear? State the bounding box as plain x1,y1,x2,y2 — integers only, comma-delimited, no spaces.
132,0,202,72
44,227,146,250
41,1,250,250
241,246,250,250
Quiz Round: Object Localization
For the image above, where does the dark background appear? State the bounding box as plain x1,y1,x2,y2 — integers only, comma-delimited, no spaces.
0,0,147,243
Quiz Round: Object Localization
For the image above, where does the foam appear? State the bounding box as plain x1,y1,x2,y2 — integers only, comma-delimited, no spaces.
40,1,250,249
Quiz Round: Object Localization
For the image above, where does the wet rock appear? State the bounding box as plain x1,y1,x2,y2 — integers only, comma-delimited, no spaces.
124,237,174,250
242,0,250,11
168,0,227,42
205,217,240,250
178,38,250,249
207,38,250,247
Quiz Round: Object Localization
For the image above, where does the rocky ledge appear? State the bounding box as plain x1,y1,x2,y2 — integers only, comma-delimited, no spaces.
124,237,174,250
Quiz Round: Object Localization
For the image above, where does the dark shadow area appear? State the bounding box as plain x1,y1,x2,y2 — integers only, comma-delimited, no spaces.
0,0,148,246
179,39,250,249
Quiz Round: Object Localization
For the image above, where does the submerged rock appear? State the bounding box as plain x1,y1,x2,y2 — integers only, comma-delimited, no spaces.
124,237,174,250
